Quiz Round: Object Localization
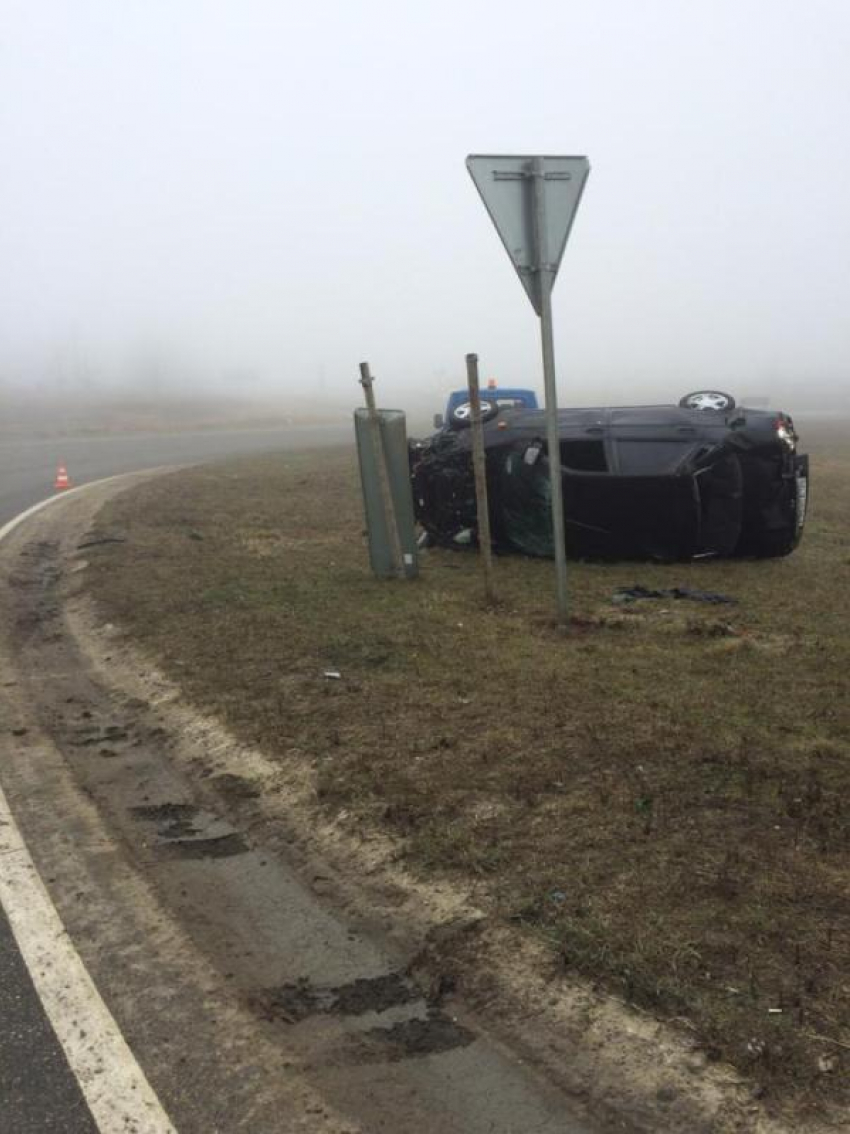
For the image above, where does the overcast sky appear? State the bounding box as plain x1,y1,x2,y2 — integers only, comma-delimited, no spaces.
2,0,849,409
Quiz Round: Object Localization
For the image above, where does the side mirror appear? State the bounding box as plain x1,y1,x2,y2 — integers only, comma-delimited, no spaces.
433,413,444,429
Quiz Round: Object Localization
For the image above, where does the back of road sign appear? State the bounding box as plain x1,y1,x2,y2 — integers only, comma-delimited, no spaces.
466,154,590,315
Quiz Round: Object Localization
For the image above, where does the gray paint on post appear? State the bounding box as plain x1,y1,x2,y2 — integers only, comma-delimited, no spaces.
354,409,419,579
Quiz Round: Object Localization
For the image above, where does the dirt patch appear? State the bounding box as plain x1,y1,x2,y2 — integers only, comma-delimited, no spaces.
131,802,197,822
258,973,421,1023
357,1014,476,1062
256,970,476,1061
155,833,249,859
129,801,249,857
210,772,262,799
78,434,850,1123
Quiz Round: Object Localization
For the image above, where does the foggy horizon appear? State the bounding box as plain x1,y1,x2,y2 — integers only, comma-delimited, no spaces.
3,1,849,418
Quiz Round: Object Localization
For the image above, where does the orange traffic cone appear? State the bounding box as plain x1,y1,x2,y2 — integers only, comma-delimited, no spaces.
54,464,72,490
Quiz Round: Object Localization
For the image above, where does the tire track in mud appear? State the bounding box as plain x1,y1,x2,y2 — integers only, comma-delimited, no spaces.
4,523,597,1134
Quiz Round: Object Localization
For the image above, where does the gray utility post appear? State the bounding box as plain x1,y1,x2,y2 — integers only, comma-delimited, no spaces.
465,352,497,606
466,154,590,625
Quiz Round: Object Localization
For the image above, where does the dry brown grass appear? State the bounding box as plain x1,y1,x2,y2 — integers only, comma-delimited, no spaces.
83,423,850,1112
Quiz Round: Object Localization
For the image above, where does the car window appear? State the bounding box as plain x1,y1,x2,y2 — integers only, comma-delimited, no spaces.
614,440,696,474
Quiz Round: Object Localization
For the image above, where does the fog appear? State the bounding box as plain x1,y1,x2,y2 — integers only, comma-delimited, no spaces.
2,0,849,425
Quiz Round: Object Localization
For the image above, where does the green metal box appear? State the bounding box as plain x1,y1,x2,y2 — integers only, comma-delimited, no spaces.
353,408,418,579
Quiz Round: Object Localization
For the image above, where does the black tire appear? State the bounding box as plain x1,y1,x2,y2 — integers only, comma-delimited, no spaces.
448,399,499,429
679,390,737,412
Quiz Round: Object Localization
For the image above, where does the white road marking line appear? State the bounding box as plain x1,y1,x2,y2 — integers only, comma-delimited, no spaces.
0,784,177,1133
1,478,178,1133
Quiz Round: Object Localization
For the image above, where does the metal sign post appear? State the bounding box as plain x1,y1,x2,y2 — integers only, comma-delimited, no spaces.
531,157,569,622
465,352,497,607
466,153,590,624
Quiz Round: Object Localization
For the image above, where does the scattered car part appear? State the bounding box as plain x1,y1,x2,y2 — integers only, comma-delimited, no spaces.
612,585,736,604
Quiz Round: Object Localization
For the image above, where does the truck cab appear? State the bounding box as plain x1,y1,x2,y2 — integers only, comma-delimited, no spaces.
434,382,539,430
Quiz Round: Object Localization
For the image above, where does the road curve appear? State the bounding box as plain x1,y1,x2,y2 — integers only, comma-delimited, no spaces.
0,435,601,1134
0,423,351,524
0,426,351,1132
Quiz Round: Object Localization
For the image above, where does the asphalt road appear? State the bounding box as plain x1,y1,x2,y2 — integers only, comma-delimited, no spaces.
0,423,351,524
0,906,98,1133
0,424,349,1132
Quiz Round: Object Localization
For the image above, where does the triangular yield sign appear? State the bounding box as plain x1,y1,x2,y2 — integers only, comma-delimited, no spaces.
466,154,590,315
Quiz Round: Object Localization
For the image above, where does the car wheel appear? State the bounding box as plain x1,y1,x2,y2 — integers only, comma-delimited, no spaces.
679,390,737,412
449,399,498,429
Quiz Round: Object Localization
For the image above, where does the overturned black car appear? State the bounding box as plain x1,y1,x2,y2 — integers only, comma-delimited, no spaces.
409,391,809,560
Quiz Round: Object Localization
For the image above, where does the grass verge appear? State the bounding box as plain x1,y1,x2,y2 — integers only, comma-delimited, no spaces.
82,425,850,1113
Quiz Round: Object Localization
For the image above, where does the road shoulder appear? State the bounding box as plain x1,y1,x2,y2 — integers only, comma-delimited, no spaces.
0,478,356,1134
49,473,824,1134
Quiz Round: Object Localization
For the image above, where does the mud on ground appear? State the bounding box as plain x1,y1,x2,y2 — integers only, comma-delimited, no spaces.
5,494,594,1134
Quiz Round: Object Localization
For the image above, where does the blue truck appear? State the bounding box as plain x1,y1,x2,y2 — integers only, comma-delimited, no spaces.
434,383,539,430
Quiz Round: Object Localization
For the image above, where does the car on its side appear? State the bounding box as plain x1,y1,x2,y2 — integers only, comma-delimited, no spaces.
409,390,809,560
